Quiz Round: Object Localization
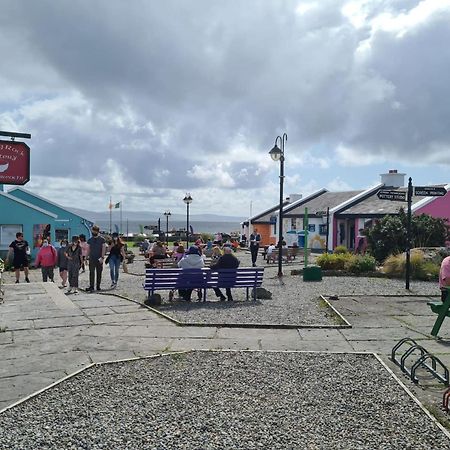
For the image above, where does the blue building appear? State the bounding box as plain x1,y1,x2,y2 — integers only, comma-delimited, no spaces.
0,187,92,259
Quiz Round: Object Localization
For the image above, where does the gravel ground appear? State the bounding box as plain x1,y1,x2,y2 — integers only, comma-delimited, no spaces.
3,251,438,326
0,351,448,449
115,252,437,326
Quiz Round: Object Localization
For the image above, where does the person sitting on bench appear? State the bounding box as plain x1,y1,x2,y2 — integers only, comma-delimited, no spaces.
439,255,450,302
177,246,205,301
210,247,240,302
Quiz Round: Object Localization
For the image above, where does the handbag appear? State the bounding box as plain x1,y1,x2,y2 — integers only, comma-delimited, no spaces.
122,261,128,273
105,255,110,265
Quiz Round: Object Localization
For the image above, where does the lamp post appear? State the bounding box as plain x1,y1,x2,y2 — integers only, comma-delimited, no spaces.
269,133,287,277
163,211,171,245
183,193,193,247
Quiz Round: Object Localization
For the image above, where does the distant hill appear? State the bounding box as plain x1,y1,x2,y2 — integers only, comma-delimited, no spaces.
66,207,245,223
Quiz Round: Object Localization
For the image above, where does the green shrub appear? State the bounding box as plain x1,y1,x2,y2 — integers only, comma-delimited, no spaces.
334,246,349,254
382,251,440,281
344,255,377,273
316,253,350,270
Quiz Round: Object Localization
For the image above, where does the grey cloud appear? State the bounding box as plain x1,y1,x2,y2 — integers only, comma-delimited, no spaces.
1,0,450,205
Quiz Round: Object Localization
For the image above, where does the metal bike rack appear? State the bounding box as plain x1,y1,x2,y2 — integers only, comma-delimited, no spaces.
391,338,450,385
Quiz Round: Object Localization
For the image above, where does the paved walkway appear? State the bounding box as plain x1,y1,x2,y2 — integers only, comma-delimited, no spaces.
1,281,450,415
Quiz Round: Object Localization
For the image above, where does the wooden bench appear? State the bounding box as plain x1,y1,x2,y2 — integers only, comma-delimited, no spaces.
266,247,308,263
143,267,264,302
428,288,450,337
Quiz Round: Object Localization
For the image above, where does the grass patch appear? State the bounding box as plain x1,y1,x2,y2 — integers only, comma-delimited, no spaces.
425,403,450,431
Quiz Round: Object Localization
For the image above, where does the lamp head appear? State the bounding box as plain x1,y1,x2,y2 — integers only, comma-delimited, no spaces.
269,143,282,161
183,193,193,204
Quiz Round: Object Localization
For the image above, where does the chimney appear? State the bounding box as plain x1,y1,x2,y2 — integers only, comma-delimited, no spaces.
380,169,405,188
286,193,302,203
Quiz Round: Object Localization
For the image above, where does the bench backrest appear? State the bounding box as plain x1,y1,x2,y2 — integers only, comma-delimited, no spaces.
208,268,264,288
144,267,264,290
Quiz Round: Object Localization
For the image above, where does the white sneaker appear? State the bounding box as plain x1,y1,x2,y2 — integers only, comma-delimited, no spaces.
67,288,72,294
73,289,78,294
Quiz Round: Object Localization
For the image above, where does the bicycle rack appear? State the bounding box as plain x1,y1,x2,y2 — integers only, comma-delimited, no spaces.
391,338,450,385
410,353,449,385
391,337,419,368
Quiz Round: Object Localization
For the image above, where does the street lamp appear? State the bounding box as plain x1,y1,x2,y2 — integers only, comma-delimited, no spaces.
163,211,171,245
183,193,193,247
269,133,287,277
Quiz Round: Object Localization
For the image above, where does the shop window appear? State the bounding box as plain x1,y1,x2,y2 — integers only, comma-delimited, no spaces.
319,224,328,235
55,229,69,242
0,224,22,246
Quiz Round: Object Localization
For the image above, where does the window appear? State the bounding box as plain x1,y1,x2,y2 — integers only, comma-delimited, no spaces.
291,218,297,230
319,224,328,235
0,224,22,246
55,229,69,242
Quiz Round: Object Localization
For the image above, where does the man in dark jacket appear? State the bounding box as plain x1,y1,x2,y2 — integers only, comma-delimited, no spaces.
211,247,240,301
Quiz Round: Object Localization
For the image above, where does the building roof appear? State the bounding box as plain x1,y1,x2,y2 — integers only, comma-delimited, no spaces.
250,200,291,223
337,185,449,216
0,191,58,218
7,187,88,221
284,190,364,217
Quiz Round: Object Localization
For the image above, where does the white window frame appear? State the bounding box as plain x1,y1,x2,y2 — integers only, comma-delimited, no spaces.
0,224,23,247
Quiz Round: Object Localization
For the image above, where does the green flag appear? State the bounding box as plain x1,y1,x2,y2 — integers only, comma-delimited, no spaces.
139,224,144,234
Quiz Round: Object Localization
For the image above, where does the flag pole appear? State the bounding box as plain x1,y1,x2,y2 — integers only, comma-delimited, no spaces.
120,201,123,235
109,196,112,234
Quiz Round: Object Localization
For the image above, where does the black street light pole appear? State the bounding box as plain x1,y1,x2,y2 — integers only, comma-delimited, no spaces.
269,133,287,277
163,211,171,245
183,193,193,248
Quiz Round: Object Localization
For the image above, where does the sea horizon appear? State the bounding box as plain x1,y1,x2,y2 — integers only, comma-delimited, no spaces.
96,219,242,235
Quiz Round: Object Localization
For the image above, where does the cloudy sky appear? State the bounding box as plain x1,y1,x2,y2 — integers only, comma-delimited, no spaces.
1,0,450,217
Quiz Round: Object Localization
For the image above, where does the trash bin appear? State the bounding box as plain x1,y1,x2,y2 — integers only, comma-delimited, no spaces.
303,265,322,282
298,231,305,248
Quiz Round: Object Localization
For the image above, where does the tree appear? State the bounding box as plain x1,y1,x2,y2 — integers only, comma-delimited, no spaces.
365,209,450,262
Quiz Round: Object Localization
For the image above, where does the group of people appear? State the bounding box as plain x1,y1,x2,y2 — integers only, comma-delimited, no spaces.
144,239,240,302
7,225,126,294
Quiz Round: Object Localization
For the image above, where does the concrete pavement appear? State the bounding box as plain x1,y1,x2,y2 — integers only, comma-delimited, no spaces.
1,280,450,418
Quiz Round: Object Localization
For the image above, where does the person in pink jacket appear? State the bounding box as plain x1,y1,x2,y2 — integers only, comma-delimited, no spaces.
35,240,58,282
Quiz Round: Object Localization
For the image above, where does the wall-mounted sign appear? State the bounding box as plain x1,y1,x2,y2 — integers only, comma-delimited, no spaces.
0,140,30,185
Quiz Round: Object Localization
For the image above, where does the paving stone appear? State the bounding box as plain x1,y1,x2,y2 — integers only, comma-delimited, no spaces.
0,331,13,345
120,324,217,339
0,320,34,331
33,316,93,329
350,340,404,354
0,351,91,378
79,307,116,316
87,350,138,363
215,327,299,340
298,328,345,341
169,337,261,351
88,311,159,325
340,327,426,342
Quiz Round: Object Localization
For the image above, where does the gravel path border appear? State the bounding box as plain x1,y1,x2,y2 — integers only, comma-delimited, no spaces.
1,350,449,449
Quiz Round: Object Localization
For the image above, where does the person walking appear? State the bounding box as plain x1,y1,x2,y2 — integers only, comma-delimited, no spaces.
249,229,261,267
65,236,82,294
107,232,126,288
86,225,106,292
57,239,69,288
79,234,89,273
211,247,240,301
34,239,57,282
8,232,30,283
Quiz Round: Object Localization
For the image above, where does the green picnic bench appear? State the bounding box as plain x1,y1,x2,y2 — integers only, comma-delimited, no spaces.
428,287,450,337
